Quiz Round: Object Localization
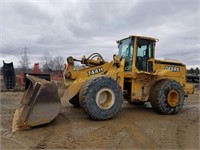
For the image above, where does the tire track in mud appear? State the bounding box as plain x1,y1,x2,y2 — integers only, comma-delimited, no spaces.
33,133,52,149
1,91,199,149
69,122,157,149
30,113,122,149
30,110,74,149
70,126,130,149
1,137,27,149
30,117,63,149
0,95,27,149
69,125,126,149
176,108,200,149
29,113,136,149
131,121,175,149
0,129,28,149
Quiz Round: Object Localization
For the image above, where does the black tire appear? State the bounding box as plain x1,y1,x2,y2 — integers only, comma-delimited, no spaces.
149,79,185,114
69,94,80,108
79,76,123,120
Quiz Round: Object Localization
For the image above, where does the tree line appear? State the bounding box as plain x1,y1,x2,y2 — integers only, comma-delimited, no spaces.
187,67,199,75
19,48,65,72
19,47,199,75
40,51,65,72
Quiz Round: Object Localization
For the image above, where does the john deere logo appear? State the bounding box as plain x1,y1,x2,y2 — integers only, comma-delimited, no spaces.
88,67,104,76
165,66,180,72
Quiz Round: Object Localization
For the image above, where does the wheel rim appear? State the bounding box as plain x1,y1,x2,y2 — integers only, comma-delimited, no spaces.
167,90,180,107
96,88,115,109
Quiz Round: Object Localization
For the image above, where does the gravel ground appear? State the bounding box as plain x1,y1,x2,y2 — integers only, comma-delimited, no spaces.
0,90,199,149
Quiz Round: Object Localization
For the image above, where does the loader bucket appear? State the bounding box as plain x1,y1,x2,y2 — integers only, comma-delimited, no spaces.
12,75,61,132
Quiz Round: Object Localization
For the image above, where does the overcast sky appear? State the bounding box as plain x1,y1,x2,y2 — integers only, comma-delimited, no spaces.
0,0,199,69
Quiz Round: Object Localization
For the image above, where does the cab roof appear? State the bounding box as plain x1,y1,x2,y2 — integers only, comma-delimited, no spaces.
117,35,159,43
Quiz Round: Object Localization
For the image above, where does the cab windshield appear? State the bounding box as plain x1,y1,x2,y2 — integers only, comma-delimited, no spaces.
118,38,134,59
118,37,134,71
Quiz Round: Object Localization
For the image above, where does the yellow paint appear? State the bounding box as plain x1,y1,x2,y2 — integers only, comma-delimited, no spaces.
167,90,180,107
62,35,194,103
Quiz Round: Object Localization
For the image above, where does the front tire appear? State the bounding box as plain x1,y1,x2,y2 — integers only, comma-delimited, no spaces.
149,79,185,114
79,76,123,120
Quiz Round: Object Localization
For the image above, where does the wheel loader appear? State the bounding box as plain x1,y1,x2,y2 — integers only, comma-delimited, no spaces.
12,35,194,132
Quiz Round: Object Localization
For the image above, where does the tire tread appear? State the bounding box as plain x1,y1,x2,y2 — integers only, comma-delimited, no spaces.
149,79,185,114
79,76,122,120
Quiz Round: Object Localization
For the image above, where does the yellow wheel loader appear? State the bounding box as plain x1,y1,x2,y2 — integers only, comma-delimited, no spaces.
12,35,194,132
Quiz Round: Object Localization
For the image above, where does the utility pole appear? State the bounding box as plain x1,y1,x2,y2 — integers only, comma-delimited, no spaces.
19,46,30,72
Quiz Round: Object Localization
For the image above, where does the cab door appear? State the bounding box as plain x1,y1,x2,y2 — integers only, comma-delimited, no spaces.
136,38,154,72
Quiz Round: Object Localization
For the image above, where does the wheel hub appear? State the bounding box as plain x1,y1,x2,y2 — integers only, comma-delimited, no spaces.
96,88,115,109
167,90,180,107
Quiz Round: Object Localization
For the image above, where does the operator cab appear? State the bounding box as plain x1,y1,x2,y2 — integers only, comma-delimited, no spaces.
118,35,157,73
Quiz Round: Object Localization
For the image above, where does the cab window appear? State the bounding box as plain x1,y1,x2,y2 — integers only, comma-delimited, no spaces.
118,38,134,71
136,39,153,71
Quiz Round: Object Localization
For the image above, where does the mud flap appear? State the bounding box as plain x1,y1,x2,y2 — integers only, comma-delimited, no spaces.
12,75,61,132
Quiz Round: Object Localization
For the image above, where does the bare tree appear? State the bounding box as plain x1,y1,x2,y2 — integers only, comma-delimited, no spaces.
40,51,52,72
53,56,65,71
19,46,30,72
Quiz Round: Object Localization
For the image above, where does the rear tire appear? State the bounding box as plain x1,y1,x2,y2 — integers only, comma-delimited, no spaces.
79,76,123,120
149,79,185,114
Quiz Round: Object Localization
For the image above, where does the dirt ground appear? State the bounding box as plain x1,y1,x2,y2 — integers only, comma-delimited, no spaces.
0,90,199,149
